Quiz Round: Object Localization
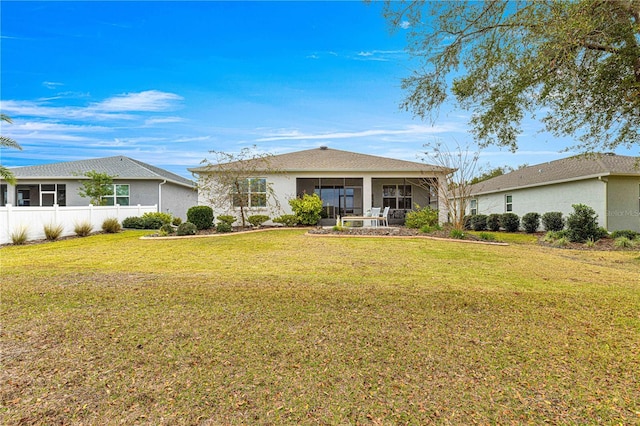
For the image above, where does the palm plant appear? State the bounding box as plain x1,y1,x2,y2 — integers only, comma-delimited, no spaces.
1,114,22,185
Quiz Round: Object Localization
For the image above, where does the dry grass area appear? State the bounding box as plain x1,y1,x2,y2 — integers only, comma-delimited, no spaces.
1,229,639,425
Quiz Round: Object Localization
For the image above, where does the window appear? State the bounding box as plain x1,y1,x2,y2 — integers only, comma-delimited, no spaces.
470,199,478,215
505,195,513,212
40,184,66,206
233,178,267,208
102,184,130,206
383,184,412,209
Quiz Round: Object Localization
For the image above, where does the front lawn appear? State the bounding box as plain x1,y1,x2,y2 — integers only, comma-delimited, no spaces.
1,230,639,424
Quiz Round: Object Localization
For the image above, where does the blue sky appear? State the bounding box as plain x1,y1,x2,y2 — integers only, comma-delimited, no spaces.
1,1,637,179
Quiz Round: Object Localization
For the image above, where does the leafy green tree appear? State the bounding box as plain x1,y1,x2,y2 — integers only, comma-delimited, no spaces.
383,0,640,153
1,114,22,185
77,170,115,205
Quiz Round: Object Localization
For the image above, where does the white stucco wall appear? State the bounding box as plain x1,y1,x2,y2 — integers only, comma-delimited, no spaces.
474,178,608,230
197,171,448,225
607,176,640,232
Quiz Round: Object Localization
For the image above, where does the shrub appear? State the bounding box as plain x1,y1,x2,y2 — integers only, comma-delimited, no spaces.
176,222,197,236
486,214,501,232
247,215,270,228
10,226,28,245
122,216,145,229
544,230,568,243
611,230,638,240
187,206,214,230
142,212,173,229
566,204,600,243
521,212,541,234
172,217,183,226
469,214,487,231
478,232,495,241
74,221,93,237
332,225,344,232
159,223,175,235
462,215,473,230
614,237,636,248
541,211,565,232
419,223,441,233
216,222,233,233
500,213,520,233
289,193,323,225
102,218,122,233
44,223,64,240
449,229,465,239
553,237,569,247
405,205,439,229
585,238,596,248
273,215,299,227
217,215,237,226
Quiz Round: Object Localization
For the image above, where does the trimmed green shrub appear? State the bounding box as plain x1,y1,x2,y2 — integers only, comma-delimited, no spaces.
566,204,600,243
500,213,520,233
469,214,487,231
289,193,323,225
44,223,64,240
142,215,164,230
217,215,237,226
74,221,93,237
176,222,197,236
122,216,145,229
216,222,233,233
521,212,540,233
462,215,472,230
142,212,172,225
159,223,175,235
102,218,122,233
487,214,501,232
405,206,439,229
247,215,270,228
172,216,182,226
541,211,565,232
187,206,214,230
273,214,299,227
611,230,638,240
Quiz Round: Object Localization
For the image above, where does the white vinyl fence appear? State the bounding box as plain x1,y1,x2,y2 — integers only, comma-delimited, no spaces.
0,204,157,245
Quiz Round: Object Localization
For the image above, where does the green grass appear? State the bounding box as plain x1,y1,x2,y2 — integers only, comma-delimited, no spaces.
2,230,639,424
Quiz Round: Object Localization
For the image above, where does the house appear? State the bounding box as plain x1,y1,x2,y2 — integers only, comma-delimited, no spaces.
1,156,197,219
189,146,449,225
467,153,640,232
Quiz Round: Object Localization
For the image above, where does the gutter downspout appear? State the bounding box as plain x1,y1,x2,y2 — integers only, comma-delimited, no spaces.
158,179,166,213
598,176,608,230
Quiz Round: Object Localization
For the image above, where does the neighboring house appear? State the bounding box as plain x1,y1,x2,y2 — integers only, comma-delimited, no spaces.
467,153,640,232
189,146,449,225
1,156,197,219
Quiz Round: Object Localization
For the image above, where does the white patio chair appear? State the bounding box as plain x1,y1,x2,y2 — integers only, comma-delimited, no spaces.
369,207,381,227
378,206,390,227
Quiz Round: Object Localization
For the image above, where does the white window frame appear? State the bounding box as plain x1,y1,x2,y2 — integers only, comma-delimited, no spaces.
102,184,130,206
232,178,267,208
470,199,478,215
505,194,513,212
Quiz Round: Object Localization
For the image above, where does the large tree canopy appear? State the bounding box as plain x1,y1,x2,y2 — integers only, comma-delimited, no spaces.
383,0,640,153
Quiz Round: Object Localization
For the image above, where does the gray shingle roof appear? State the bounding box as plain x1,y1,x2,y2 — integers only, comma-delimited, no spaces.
471,153,640,195
189,147,447,173
10,156,195,188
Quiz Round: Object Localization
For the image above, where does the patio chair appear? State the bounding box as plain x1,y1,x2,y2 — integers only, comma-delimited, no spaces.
369,207,381,227
378,206,390,227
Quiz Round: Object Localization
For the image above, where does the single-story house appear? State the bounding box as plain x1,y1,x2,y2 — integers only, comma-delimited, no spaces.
467,153,640,232
189,146,449,225
1,156,197,219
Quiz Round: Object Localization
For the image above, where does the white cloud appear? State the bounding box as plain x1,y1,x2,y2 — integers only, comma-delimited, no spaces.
0,100,134,121
255,124,463,142
42,81,64,89
144,116,185,126
400,21,410,30
93,90,183,112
